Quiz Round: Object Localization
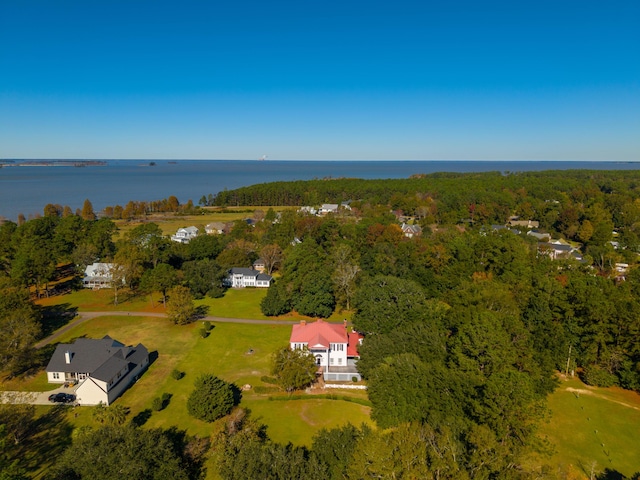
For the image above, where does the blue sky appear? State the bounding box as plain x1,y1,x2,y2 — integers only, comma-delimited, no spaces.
1,0,638,160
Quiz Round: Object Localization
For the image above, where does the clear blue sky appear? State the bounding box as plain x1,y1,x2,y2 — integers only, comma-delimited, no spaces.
1,0,638,160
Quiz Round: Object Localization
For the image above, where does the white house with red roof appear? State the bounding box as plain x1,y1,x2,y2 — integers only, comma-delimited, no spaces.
289,319,364,381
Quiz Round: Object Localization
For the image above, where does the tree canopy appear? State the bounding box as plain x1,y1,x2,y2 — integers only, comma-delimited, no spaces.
271,346,317,393
186,374,239,423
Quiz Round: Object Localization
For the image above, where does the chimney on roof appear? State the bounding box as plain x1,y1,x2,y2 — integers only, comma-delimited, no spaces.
64,351,73,364
343,319,348,329
300,320,306,326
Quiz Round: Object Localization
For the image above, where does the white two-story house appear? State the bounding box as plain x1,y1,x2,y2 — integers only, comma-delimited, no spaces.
289,319,363,381
171,226,199,244
224,267,272,288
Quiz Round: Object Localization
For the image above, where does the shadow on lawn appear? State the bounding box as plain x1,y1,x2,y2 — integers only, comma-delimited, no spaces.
131,408,153,427
20,404,74,475
194,305,209,320
597,469,640,480
39,303,78,338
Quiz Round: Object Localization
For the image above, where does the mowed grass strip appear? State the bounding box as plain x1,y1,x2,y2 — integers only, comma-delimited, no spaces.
536,377,640,477
242,397,373,447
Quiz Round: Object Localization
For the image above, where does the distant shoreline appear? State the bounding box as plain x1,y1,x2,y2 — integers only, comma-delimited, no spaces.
0,160,107,167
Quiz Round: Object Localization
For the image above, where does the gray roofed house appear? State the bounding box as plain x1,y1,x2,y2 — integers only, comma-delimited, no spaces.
224,267,272,288
538,242,583,261
46,336,149,405
83,262,119,289
205,221,228,235
171,226,199,244
527,230,552,241
401,223,422,238
319,204,339,215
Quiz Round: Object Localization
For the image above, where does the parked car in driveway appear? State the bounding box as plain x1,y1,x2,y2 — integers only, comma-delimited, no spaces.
48,393,75,403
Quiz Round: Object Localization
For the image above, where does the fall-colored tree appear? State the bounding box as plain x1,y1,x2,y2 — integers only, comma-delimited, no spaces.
81,199,96,221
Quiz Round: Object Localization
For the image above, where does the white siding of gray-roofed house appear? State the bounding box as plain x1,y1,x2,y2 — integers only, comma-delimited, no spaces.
83,262,118,289
46,336,149,405
171,226,199,244
401,223,422,238
538,242,582,261
225,267,272,288
318,204,339,215
298,206,317,215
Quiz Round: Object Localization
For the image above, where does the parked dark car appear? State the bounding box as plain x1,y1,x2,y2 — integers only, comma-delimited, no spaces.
48,393,75,403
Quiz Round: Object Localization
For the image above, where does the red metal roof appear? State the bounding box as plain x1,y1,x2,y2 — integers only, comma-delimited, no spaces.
290,319,348,346
347,331,364,357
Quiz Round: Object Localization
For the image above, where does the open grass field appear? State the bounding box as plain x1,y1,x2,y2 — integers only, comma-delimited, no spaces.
37,287,163,313
535,376,640,478
37,283,354,322
113,206,295,238
194,287,353,322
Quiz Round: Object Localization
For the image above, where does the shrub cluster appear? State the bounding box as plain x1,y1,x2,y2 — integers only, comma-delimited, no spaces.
152,392,172,411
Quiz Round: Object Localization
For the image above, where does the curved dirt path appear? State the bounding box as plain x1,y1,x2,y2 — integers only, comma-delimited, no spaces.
35,311,298,348
565,387,640,411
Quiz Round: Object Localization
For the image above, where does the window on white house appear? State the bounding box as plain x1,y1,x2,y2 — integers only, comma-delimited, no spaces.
338,358,342,364
53,372,60,379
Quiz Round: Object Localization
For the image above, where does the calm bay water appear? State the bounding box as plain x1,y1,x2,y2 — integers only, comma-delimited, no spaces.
0,160,638,222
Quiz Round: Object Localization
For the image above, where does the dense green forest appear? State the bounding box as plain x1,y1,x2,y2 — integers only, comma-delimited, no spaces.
2,170,640,478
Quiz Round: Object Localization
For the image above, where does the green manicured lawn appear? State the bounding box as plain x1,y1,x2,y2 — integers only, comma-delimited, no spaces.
38,288,163,313
535,377,640,477
195,288,353,322
17,314,369,446
38,284,353,322
195,288,272,319
242,397,373,446
8,314,369,479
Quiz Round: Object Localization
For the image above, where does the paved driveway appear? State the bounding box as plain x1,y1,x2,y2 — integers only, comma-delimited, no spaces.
0,385,78,405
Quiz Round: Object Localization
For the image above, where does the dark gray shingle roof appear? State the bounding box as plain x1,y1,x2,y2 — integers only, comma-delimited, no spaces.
46,336,147,381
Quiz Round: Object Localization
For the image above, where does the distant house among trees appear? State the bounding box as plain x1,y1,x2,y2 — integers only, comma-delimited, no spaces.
45,336,149,405
400,223,422,238
527,230,552,242
538,241,584,261
508,217,539,229
252,258,266,273
83,263,119,289
289,319,364,381
318,204,339,215
205,221,227,235
224,267,272,288
171,226,199,244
